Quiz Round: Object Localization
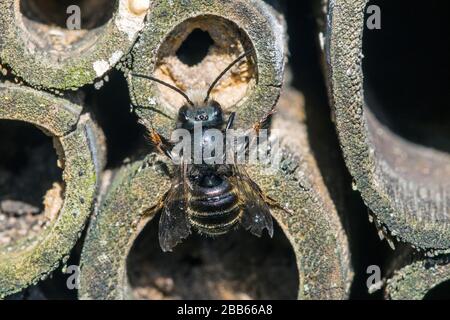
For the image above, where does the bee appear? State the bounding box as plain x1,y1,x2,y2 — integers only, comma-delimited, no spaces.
133,51,284,252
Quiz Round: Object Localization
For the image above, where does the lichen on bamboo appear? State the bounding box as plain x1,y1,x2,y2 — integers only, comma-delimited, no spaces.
0,82,104,298
0,0,148,90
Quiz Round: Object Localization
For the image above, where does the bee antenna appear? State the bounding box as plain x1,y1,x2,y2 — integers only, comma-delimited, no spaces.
131,73,195,106
204,49,255,103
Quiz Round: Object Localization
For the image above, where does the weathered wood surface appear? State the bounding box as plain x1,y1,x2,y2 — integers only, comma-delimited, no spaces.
0,83,105,297
0,0,147,90
326,0,450,250
1,0,448,300
386,253,450,299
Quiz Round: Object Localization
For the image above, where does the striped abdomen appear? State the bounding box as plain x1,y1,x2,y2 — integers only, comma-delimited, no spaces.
188,174,241,236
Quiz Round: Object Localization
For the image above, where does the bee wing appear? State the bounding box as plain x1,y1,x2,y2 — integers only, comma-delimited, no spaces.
159,161,191,252
231,164,274,238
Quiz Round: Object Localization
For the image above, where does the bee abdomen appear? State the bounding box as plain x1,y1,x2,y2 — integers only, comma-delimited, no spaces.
188,205,241,236
188,183,241,235
190,191,236,212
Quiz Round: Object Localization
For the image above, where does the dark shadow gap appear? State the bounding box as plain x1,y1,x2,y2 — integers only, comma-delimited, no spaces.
283,0,392,299
363,0,450,153
84,70,147,168
423,280,450,300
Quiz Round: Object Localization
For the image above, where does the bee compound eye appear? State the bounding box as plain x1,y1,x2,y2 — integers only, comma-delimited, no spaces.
178,105,190,121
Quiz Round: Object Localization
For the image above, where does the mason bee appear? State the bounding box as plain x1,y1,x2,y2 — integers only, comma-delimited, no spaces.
133,51,284,252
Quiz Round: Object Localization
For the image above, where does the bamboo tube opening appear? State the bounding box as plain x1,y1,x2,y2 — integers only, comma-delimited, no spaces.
130,1,284,137
385,253,450,300
1,0,147,89
362,0,450,186
18,0,116,58
0,120,63,247
423,281,450,300
154,15,256,113
126,217,298,300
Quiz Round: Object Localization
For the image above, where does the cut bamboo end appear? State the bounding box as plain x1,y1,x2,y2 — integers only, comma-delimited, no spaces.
326,0,450,250
267,87,353,299
78,87,352,300
0,0,148,90
0,83,104,298
79,156,171,300
127,0,286,137
386,255,450,300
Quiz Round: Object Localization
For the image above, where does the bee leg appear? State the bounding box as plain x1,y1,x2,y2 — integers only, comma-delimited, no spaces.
139,119,174,161
142,192,167,218
142,199,162,218
264,193,294,215
252,108,276,135
240,108,276,154
226,112,236,130
149,128,174,160
226,109,274,133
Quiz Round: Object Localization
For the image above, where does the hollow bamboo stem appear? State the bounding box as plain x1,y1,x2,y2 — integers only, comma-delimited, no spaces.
326,0,450,250
386,254,450,299
0,82,105,298
0,0,148,90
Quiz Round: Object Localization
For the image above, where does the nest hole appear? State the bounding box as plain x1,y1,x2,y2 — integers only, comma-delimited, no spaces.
176,29,214,67
0,120,63,247
154,15,256,113
362,0,450,183
423,280,450,300
18,0,116,56
127,216,299,300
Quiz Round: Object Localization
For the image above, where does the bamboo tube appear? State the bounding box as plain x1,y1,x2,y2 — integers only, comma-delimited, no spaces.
126,0,286,137
78,86,352,300
326,0,450,250
0,0,148,90
386,254,450,300
0,82,105,298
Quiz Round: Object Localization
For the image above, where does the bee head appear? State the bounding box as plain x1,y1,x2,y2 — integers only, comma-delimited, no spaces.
132,50,253,131
178,100,223,130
